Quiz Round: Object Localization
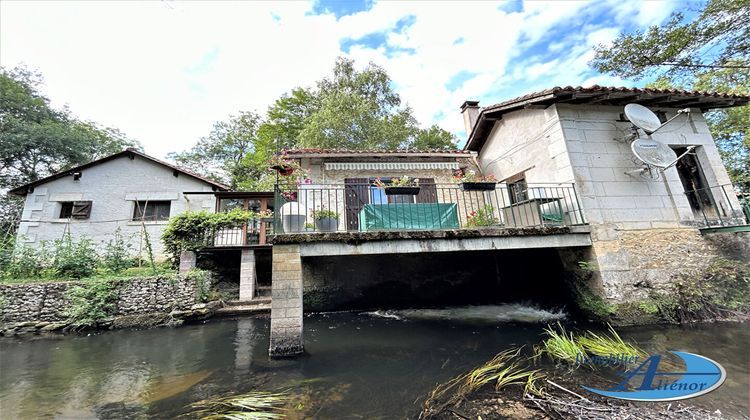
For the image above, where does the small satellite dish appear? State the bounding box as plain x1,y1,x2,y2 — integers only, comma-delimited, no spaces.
631,138,678,168
624,103,662,134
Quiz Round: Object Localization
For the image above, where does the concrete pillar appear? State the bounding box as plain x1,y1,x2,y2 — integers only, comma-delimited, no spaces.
239,249,256,301
178,250,196,275
269,244,304,357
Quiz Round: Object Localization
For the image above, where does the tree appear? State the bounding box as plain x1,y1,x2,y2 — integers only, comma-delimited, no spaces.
274,57,457,150
0,66,138,235
412,125,458,150
168,111,266,190
174,57,460,192
591,0,750,190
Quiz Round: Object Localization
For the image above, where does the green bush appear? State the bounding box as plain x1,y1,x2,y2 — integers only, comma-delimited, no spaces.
102,228,134,274
3,244,46,279
53,235,98,279
65,277,120,326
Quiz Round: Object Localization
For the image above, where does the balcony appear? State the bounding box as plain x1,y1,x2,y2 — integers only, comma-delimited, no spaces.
272,182,586,234
684,184,750,232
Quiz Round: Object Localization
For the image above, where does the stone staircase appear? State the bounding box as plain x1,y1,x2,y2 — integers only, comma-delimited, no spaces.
215,296,271,316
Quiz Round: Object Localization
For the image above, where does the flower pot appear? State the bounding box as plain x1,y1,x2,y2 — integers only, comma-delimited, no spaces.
460,182,496,191
315,217,339,232
281,214,306,233
384,186,420,196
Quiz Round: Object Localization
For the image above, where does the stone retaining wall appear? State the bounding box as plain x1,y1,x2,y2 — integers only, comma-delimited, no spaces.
585,228,750,302
0,276,203,324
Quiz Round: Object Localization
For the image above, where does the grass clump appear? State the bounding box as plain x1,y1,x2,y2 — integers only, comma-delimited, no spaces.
535,323,645,366
577,325,645,359
422,347,542,417
187,390,288,419
534,322,585,363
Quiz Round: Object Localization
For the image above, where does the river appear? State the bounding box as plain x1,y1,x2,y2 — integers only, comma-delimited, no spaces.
1,305,748,419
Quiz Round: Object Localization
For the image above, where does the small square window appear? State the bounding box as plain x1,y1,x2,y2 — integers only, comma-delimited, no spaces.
59,201,92,219
133,201,171,221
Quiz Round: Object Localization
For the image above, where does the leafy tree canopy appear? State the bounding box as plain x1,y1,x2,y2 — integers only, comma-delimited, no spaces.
177,57,458,191
591,0,750,190
168,111,265,190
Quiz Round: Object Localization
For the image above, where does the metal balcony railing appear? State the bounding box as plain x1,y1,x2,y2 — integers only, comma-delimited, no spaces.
683,184,749,228
200,218,274,247
273,182,586,234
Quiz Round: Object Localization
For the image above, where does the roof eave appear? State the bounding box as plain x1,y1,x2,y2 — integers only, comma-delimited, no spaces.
284,151,477,158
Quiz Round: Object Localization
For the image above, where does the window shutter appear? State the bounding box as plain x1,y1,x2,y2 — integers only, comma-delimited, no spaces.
415,178,437,203
344,178,370,231
72,201,92,219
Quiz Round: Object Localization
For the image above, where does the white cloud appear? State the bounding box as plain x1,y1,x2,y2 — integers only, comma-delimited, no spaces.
0,0,678,158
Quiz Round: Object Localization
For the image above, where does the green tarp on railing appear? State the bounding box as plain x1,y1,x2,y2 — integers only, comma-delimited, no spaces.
359,203,460,231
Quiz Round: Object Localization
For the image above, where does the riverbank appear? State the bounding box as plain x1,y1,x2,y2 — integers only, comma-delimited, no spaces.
425,372,727,420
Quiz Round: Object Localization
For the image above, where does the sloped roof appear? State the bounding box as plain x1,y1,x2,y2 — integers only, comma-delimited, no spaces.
283,148,475,158
465,85,750,151
9,148,230,196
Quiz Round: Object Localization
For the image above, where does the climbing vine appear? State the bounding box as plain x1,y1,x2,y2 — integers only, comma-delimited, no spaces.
161,209,270,263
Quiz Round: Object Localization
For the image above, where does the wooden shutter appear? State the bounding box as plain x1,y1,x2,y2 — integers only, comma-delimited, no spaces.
344,178,370,231
71,201,92,219
415,178,437,203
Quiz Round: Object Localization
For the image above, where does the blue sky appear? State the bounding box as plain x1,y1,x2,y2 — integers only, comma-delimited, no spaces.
0,0,684,157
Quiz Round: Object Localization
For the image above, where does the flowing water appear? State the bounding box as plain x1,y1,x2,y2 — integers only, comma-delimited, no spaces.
1,306,748,419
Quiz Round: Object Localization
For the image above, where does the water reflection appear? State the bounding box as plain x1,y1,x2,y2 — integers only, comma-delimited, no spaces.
0,311,748,419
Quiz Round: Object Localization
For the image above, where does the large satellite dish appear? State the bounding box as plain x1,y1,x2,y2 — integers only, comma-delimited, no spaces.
624,103,662,134
631,138,678,168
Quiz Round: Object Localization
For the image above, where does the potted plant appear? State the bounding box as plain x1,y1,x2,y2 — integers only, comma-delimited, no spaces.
373,176,421,196
466,205,500,228
304,222,315,232
454,170,497,191
311,207,339,232
269,152,304,176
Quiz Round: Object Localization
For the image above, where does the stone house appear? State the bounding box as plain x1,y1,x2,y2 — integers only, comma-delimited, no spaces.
461,85,750,301
9,148,229,260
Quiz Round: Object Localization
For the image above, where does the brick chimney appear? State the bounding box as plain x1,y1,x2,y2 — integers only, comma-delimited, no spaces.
460,100,480,134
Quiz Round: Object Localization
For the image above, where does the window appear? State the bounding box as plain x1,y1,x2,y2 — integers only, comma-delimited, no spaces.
368,178,415,204
506,174,528,205
59,201,92,219
133,201,171,221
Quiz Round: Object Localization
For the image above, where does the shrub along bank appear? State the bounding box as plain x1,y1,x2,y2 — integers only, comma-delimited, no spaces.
0,229,165,284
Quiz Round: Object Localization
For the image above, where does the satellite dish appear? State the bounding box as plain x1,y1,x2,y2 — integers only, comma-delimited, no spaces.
631,138,678,168
624,103,662,134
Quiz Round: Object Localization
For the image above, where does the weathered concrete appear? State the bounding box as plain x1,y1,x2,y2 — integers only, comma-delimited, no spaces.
179,250,197,275
272,225,585,244
269,244,304,357
239,249,256,301
585,228,750,302
277,227,591,257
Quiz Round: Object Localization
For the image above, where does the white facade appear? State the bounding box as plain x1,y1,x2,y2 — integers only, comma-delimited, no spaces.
16,154,218,259
477,104,742,234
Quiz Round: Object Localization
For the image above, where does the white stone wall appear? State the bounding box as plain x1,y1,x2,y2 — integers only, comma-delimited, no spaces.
477,107,580,225
477,104,741,231
16,155,217,260
556,104,740,232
